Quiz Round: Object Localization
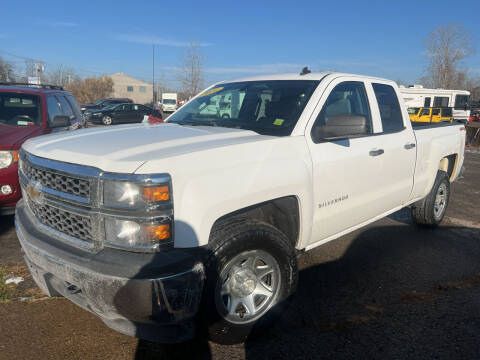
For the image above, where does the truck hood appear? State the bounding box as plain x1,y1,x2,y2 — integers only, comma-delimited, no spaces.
0,124,42,149
22,123,271,173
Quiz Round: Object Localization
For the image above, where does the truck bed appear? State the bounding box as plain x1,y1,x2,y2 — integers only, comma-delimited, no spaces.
410,121,465,201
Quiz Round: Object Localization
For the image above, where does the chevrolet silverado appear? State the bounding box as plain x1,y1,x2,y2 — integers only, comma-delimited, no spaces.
15,72,465,344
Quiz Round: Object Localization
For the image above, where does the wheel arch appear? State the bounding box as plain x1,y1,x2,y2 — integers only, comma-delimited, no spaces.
210,196,300,250
438,153,457,182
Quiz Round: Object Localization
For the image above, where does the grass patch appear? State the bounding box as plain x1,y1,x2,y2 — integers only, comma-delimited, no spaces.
0,264,42,302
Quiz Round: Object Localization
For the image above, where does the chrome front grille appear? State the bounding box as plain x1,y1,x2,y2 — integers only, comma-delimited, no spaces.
19,151,101,250
22,160,90,199
26,199,93,242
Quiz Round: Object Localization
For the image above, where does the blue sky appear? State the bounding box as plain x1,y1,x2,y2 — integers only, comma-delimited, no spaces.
1,0,479,90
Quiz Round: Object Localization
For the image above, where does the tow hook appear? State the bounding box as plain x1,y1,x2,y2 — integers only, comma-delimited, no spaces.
66,283,81,294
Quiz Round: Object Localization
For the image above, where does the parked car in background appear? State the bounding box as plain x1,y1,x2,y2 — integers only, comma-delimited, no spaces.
409,107,453,123
87,103,162,125
0,83,82,215
468,109,480,122
80,98,133,113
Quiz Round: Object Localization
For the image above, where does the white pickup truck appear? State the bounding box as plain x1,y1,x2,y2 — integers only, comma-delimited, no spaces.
15,72,465,344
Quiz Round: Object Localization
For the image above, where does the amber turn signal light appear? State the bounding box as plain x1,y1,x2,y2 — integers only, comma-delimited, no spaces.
142,185,169,202
146,224,171,241
12,151,19,163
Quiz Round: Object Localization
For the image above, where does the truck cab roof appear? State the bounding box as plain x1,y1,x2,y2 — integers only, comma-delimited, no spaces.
224,72,394,84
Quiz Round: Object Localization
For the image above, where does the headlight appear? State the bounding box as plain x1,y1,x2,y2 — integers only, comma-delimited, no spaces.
103,177,171,209
105,217,172,249
101,174,173,250
100,173,173,251
0,151,18,169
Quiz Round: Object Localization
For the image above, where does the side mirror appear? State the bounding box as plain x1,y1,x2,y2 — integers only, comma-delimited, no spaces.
50,115,71,128
313,114,368,141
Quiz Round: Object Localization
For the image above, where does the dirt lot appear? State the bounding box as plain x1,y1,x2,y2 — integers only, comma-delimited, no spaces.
1,153,479,360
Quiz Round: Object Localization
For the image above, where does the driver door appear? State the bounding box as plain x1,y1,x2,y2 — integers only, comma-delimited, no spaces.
113,104,131,123
418,108,432,122
306,78,385,246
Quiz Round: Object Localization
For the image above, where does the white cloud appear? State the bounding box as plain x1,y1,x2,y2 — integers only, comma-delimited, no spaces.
113,34,210,47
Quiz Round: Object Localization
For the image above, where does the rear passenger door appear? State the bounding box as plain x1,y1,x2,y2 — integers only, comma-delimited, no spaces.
129,104,145,122
431,108,441,122
368,82,416,212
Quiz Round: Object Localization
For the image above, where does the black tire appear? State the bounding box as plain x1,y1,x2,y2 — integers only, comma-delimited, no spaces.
411,170,450,227
102,116,113,125
201,218,298,344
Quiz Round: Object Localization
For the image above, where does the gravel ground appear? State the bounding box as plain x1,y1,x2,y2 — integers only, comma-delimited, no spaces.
0,153,479,360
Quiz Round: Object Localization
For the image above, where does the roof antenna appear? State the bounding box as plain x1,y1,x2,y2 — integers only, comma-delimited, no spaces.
300,66,311,75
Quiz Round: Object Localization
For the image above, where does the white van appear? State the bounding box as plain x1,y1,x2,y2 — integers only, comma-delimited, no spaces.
161,93,178,113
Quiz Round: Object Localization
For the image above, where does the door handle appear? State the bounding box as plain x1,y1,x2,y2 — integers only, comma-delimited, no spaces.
369,149,384,156
404,143,416,149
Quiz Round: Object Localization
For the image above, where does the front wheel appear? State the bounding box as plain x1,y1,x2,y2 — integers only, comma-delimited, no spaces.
202,218,297,344
102,116,113,125
411,170,450,227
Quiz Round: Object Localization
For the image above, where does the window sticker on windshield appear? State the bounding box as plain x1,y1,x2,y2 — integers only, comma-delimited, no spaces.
198,87,224,98
273,118,284,126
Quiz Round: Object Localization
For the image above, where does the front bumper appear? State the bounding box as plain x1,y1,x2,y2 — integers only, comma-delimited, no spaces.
15,201,205,343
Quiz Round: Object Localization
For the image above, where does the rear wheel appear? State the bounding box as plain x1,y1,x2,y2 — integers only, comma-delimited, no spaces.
411,170,450,227
202,218,297,344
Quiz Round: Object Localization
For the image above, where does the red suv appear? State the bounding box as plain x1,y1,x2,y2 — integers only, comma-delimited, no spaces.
0,83,83,215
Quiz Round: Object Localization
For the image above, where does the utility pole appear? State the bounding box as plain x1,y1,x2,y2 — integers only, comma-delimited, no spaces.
152,44,155,105
31,60,44,84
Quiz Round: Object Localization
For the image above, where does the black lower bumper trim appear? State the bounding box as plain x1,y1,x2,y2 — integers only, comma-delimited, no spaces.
16,200,206,343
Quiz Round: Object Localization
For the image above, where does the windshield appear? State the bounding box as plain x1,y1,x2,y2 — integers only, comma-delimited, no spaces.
408,107,420,115
101,103,119,111
0,93,42,126
163,99,176,105
92,99,106,106
167,80,319,136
